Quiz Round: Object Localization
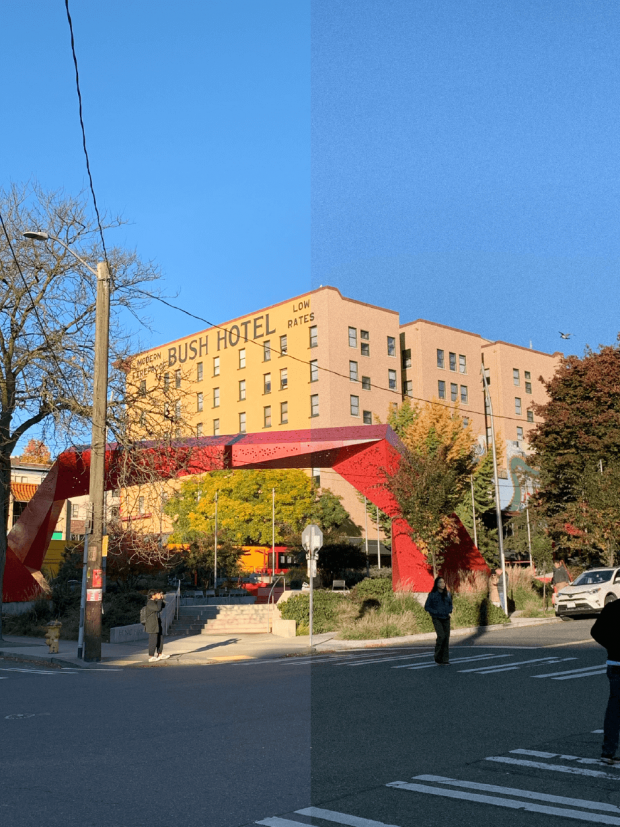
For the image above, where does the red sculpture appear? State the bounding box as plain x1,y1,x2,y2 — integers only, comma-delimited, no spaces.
4,425,488,602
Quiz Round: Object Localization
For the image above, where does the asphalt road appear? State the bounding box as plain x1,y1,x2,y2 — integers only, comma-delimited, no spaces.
0,619,614,827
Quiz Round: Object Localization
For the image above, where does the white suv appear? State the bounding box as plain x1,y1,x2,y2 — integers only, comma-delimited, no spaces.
555,568,620,618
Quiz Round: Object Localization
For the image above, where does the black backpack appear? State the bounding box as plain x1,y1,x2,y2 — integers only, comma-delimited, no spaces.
140,605,148,626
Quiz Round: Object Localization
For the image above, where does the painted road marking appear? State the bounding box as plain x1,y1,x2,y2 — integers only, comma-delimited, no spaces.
414,775,620,813
255,818,309,826
388,779,620,824
394,653,511,670
510,749,615,767
0,668,58,675
459,656,573,673
297,807,402,826
338,651,439,667
485,755,618,779
532,664,607,679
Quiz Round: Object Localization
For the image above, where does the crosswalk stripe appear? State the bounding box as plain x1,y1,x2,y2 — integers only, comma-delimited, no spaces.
296,806,402,826
255,818,308,826
533,664,607,678
0,668,57,675
339,651,436,667
553,669,607,681
394,653,511,670
388,780,620,824
463,657,577,675
485,755,618,779
459,656,568,673
414,774,620,813
511,749,611,766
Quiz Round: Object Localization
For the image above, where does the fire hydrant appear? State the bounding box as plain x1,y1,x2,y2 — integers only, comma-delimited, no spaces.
44,620,62,654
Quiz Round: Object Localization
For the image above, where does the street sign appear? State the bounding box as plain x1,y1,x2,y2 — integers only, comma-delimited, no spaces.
302,524,323,553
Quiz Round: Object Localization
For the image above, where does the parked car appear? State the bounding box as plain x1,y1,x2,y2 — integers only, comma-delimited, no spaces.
555,568,620,618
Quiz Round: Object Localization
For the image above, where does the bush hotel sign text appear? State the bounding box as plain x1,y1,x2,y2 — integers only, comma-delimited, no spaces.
131,299,314,378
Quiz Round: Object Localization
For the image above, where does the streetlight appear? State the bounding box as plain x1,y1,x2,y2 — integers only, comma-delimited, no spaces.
481,363,508,614
24,230,110,661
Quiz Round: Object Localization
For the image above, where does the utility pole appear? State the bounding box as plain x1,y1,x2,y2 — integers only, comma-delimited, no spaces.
364,496,369,575
526,505,533,569
481,362,508,614
376,505,381,569
272,488,275,581
470,474,478,549
214,491,218,590
83,262,111,661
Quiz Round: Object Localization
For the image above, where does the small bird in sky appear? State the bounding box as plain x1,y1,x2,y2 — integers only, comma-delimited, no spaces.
559,332,573,339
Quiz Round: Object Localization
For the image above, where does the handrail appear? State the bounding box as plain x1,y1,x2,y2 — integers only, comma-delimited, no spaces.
267,575,286,633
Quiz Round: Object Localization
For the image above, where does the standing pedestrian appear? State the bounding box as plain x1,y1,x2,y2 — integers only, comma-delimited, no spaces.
591,598,620,764
551,559,570,607
145,590,169,662
424,576,453,665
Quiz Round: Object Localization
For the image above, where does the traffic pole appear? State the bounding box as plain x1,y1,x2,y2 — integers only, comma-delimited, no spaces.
83,262,110,662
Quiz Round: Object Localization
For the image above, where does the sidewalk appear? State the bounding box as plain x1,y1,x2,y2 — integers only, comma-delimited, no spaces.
0,614,561,668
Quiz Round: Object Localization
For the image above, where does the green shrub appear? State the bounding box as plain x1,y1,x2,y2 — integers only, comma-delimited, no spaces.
451,594,509,627
278,591,350,634
351,577,393,602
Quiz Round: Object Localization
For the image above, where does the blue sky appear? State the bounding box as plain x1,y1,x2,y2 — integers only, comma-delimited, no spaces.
3,0,620,360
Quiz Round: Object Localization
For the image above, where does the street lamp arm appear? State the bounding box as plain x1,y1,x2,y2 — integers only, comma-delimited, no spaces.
23,231,98,276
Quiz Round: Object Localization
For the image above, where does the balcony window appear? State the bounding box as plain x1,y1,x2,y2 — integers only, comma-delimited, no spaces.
197,362,203,382
264,406,272,428
363,410,372,424
449,352,456,372
450,383,458,402
213,419,219,436
350,395,360,416
239,412,246,433
460,385,468,404
280,334,288,355
459,355,467,374
388,369,397,390
264,373,271,394
280,401,288,424
280,368,288,389
263,341,271,361
437,349,444,369
213,388,220,408
239,349,246,369
348,327,357,348
515,397,522,415
513,368,520,386
387,336,396,357
362,376,371,390
213,357,220,376
309,326,318,348
438,380,446,399
349,361,359,382
239,380,246,401
310,394,319,417
197,392,203,412
310,360,318,382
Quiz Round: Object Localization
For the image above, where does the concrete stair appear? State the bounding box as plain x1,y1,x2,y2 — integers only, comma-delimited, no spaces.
169,605,277,636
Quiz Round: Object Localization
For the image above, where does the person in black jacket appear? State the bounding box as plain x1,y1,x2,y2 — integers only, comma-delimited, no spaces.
424,576,454,665
591,600,620,763
145,590,168,662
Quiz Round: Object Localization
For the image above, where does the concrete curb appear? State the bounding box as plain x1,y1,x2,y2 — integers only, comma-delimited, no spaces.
0,651,118,670
314,616,562,651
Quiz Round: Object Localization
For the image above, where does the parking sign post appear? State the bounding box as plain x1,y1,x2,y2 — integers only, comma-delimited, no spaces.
302,524,324,650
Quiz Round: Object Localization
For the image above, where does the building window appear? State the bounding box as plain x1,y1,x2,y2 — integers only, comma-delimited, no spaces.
280,334,287,355
164,372,170,389
449,352,456,372
525,381,532,394
463,417,469,427
525,370,531,380
213,419,219,436
527,410,534,423
438,380,446,399
309,326,318,348
361,330,369,340
450,383,458,402
310,394,319,417
486,426,493,444
164,402,170,420
437,349,445,369
139,379,146,397
402,349,412,369
388,369,397,390
175,369,181,388
175,400,181,420
239,349,246,369
350,395,360,416
513,368,520,386
139,410,146,427
213,388,220,408
280,401,288,424
175,427,181,439
264,406,271,428
348,326,357,348
361,342,370,357
362,376,371,390
197,392,203,412
515,397,522,415
138,496,145,514
312,467,321,487
263,341,271,361
363,410,372,425
213,357,220,376
280,368,288,389
460,385,468,404
239,412,246,433
197,362,203,382
196,422,203,438
349,361,359,382
404,380,412,397
387,336,396,356
310,360,318,382
264,373,271,394
459,355,467,374
239,380,246,401
517,426,524,441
